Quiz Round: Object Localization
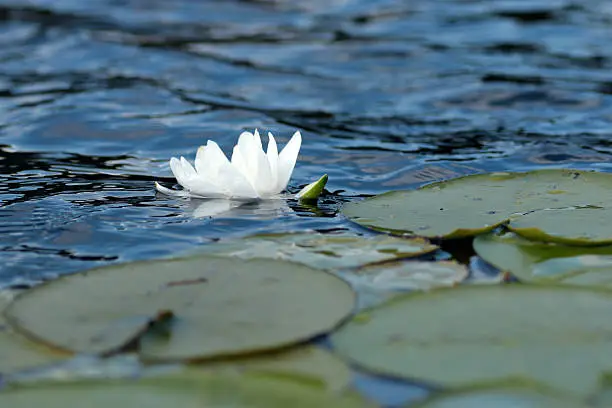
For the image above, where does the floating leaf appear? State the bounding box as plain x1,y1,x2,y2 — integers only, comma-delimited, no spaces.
193,232,437,270
0,291,66,374
331,285,612,396
0,371,371,407
5,256,355,361
509,207,612,246
412,384,587,408
3,354,152,388
343,169,612,239
474,232,612,286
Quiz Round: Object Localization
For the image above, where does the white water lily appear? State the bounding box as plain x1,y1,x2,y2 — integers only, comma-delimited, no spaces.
155,129,301,199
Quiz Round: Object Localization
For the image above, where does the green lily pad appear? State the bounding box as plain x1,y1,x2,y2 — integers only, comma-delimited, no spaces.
194,232,437,270
199,346,352,393
474,232,612,285
411,384,587,408
509,207,612,246
0,371,371,408
0,291,66,374
331,285,612,396
343,169,612,239
5,256,355,361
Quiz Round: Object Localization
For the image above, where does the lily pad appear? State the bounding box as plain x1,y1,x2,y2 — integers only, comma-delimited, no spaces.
331,285,612,396
474,232,612,285
194,232,437,270
411,384,587,408
200,346,352,393
0,371,371,408
0,291,66,374
509,207,612,246
5,256,355,361
343,169,612,239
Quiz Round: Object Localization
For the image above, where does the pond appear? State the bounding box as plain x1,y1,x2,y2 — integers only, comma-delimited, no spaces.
2,0,612,406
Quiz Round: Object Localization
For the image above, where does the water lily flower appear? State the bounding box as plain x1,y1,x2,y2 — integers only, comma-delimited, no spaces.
155,129,301,199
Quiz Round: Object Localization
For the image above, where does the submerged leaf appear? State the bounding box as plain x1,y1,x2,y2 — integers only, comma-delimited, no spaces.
0,371,371,407
192,232,437,270
411,384,587,408
194,346,352,393
474,232,612,286
351,260,468,291
344,261,468,308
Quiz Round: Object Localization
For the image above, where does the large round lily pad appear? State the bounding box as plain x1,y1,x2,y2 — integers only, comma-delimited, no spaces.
474,232,612,285
193,232,437,270
509,207,612,246
331,285,612,396
0,372,371,408
0,291,66,374
411,384,587,408
5,256,355,361
343,169,612,239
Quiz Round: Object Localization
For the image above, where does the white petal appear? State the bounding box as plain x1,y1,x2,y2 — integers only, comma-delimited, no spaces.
205,140,231,176
154,181,189,198
252,144,274,196
253,129,263,151
277,131,302,191
194,145,208,174
231,145,249,179
234,131,258,183
266,132,279,190
170,155,224,197
186,178,226,198
233,129,274,196
169,157,189,187
237,131,254,153
180,156,197,179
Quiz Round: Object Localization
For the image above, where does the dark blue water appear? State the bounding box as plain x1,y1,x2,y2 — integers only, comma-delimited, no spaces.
2,0,612,404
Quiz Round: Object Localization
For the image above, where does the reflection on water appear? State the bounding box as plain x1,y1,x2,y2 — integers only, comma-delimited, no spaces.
187,197,292,219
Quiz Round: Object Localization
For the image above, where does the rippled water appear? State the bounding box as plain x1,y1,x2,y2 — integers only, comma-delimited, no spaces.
2,0,612,403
